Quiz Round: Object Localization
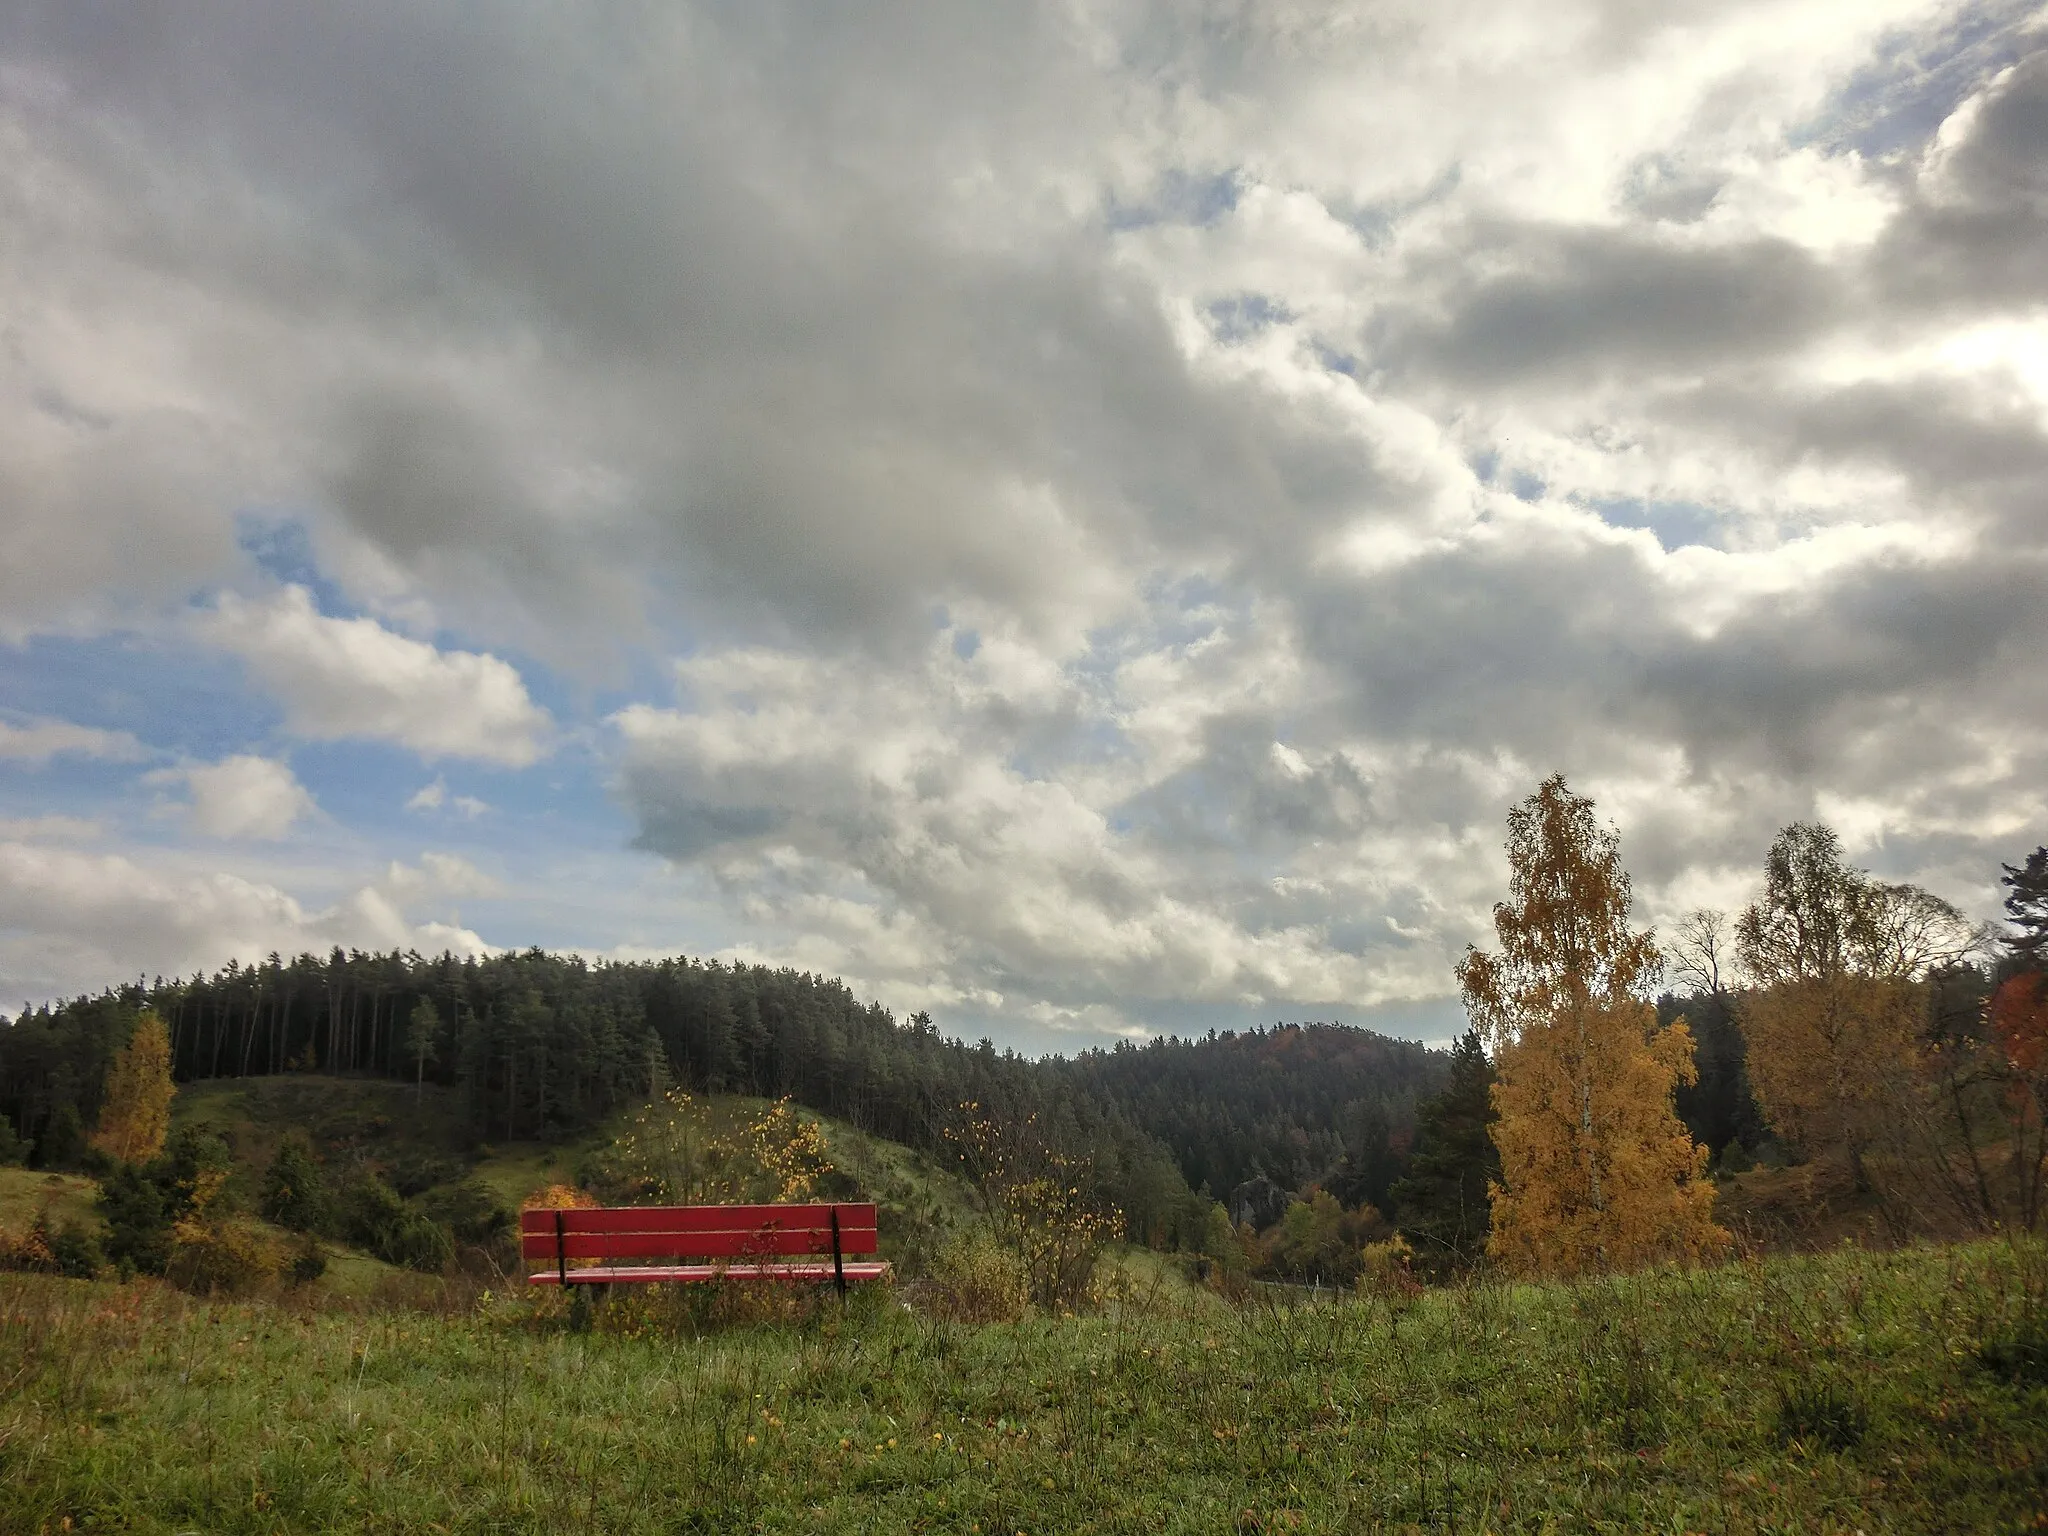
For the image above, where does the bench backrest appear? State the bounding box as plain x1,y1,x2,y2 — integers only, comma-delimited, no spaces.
519,1202,880,1270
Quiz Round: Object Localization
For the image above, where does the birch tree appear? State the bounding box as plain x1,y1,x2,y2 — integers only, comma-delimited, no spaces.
1460,776,1724,1276
1734,822,1978,1194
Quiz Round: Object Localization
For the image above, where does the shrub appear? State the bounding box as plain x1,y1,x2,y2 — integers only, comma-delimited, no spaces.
259,1133,331,1233
597,1091,835,1205
98,1127,239,1275
168,1216,280,1296
385,1154,468,1198
0,1112,31,1166
48,1219,105,1279
1978,1328,2048,1388
338,1170,455,1273
0,1214,106,1279
99,1161,175,1275
1358,1235,1422,1301
417,1178,516,1247
379,1205,454,1275
924,1227,1029,1323
1977,1240,2048,1388
945,1103,1120,1313
288,1232,329,1286
0,1215,56,1272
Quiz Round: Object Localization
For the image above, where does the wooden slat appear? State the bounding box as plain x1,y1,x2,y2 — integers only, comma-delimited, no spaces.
528,1260,891,1286
518,1203,878,1237
521,1226,880,1260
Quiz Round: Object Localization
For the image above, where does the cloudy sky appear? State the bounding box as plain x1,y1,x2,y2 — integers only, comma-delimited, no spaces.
2,1,2045,1052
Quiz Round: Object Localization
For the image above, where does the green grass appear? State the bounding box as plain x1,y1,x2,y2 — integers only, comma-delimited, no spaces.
0,1167,100,1235
4,1241,2045,1534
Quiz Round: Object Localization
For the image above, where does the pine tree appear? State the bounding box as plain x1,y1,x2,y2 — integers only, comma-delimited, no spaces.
89,1010,174,1165
1460,776,1725,1277
1389,1030,1499,1275
406,999,440,1106
2004,846,2048,964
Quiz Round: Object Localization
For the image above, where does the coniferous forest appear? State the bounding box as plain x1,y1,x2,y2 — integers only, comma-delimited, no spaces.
0,948,1463,1252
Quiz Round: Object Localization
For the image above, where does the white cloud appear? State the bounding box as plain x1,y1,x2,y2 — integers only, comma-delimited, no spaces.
0,841,493,1004
612,628,1490,1022
378,850,501,902
148,754,316,840
0,814,102,841
0,716,144,763
406,776,489,818
198,586,552,766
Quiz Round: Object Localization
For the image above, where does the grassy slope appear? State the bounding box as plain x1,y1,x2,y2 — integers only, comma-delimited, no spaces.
0,1168,99,1234
3,1241,2044,1534
173,1075,981,1278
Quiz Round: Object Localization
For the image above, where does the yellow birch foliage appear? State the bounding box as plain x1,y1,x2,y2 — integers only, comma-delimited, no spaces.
1733,823,1975,1188
1460,776,1726,1277
1739,974,1924,1173
90,1009,174,1165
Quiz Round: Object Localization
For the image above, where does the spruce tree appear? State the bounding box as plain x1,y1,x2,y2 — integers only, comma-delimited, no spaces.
1390,1030,1499,1275
2004,846,2048,965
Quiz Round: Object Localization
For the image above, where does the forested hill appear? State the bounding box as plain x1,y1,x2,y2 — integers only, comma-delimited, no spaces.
1066,1025,1446,1212
0,947,1446,1236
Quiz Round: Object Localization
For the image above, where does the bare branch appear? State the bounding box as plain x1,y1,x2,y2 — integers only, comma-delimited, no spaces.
1669,909,1728,998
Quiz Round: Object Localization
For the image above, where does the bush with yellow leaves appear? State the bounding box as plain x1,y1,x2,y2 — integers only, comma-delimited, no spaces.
945,1102,1121,1313
166,1168,283,1296
598,1091,835,1206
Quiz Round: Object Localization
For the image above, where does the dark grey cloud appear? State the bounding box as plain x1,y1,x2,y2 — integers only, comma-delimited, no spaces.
1876,50,2048,312
1298,513,2045,783
1374,225,1841,385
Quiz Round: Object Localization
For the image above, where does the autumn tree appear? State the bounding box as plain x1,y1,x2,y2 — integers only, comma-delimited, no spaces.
1459,775,1725,1276
1987,971,2048,1231
89,1010,174,1165
1734,823,1978,1194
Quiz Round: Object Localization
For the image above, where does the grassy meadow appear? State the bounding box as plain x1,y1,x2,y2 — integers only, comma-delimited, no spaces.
4,1239,2046,1535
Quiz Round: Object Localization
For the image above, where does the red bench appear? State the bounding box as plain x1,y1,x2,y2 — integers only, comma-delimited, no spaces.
521,1202,888,1295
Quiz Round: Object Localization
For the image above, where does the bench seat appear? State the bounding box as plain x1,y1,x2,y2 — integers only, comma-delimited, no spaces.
526,1260,891,1286
521,1201,888,1292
